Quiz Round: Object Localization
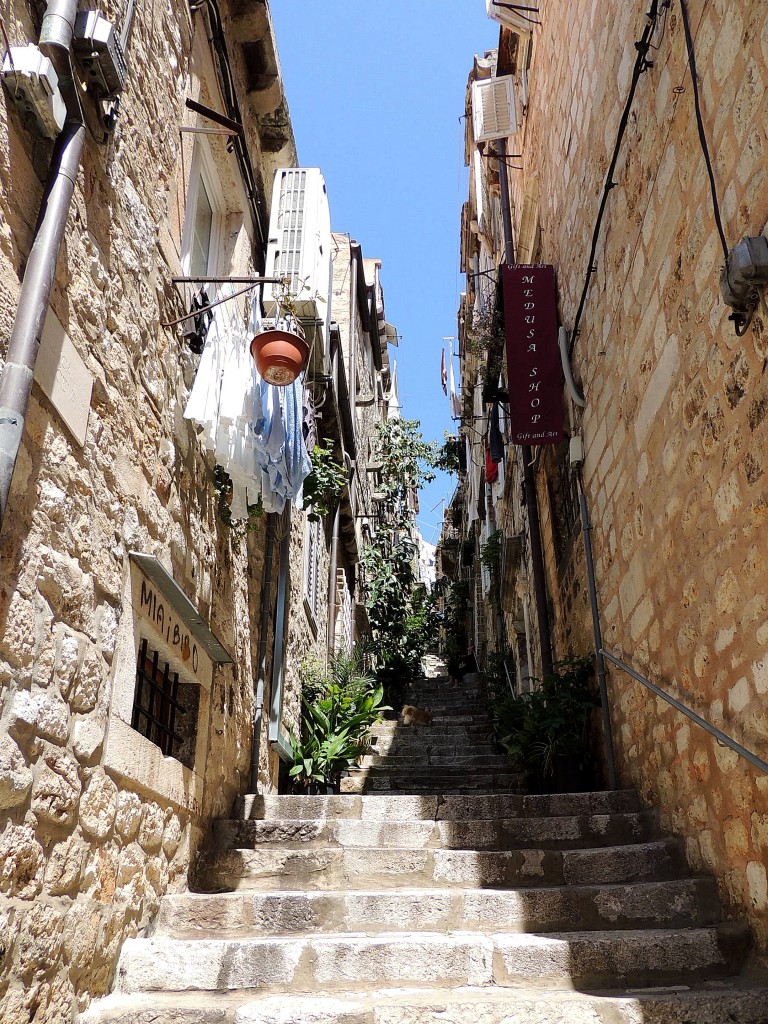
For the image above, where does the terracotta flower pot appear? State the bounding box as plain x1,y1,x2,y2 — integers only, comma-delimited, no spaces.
250,317,309,386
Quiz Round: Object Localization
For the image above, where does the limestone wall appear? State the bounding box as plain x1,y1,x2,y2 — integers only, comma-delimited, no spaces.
516,0,768,943
0,1,290,1016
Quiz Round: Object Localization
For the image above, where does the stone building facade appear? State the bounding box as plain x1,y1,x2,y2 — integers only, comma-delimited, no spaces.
450,0,768,947
0,0,305,1018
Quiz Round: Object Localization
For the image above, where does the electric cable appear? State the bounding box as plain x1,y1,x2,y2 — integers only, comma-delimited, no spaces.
678,0,728,263
568,0,663,357
0,13,15,69
190,0,267,259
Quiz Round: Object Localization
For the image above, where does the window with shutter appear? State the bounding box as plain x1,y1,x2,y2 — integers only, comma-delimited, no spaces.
485,0,540,34
471,76,518,143
303,518,321,629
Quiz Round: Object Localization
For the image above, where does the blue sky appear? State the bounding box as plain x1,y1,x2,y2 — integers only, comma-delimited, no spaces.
271,1,498,544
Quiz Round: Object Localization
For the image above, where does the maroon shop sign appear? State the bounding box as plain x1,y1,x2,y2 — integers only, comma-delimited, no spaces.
502,264,564,446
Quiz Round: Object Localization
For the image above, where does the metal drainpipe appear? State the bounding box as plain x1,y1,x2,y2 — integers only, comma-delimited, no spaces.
349,245,358,422
577,473,617,789
496,138,553,677
0,0,85,528
250,512,276,793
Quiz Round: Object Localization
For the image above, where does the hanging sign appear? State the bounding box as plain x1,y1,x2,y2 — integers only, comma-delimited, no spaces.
502,264,564,446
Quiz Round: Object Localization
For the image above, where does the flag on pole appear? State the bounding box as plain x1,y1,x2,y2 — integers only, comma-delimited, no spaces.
440,347,447,395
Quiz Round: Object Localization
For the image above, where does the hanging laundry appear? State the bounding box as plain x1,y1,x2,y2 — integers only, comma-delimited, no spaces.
489,400,504,464
485,443,499,484
184,289,312,519
449,354,462,420
441,347,447,395
467,383,483,527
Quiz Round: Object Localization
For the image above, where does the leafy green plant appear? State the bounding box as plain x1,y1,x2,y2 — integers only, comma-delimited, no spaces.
480,529,502,607
289,647,390,790
434,432,461,476
303,440,347,521
491,657,599,786
443,579,469,680
360,417,440,704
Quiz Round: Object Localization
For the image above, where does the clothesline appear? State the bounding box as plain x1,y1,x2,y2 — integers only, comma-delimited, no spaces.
183,285,313,519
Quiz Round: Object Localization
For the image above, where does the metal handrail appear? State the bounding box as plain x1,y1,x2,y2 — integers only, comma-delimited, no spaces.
601,649,768,776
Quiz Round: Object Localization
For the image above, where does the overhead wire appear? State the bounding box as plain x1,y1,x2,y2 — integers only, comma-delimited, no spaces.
678,0,728,263
578,2,685,404
568,0,664,357
0,13,15,70
189,0,267,260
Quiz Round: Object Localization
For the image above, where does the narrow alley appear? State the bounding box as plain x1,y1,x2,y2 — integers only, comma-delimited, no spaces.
0,1,767,1022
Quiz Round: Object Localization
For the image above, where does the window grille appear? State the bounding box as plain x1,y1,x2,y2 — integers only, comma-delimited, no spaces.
132,638,185,757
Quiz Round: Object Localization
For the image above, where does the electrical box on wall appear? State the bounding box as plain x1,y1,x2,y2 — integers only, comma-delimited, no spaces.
73,10,127,98
1,45,66,139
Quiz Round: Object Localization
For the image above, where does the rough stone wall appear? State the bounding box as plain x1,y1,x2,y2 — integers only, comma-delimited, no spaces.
514,0,768,943
0,2,288,1016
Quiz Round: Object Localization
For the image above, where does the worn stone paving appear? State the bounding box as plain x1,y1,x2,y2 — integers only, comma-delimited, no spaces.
80,664,768,1022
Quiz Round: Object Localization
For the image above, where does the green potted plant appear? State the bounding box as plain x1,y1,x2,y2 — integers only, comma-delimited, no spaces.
289,648,390,792
490,657,599,793
250,280,316,386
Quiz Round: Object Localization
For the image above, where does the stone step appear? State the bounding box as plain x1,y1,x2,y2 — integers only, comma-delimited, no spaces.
77,982,768,1024
113,924,751,994
400,698,487,711
370,723,494,737
211,811,660,852
339,769,524,794
368,740,499,757
154,877,721,938
358,753,513,768
237,790,642,822
196,838,685,892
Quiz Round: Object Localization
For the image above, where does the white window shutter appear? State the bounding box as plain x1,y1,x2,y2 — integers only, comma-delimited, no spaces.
485,0,539,34
472,76,518,143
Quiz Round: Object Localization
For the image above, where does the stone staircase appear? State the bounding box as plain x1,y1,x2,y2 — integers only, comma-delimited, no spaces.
340,674,524,794
80,670,768,1023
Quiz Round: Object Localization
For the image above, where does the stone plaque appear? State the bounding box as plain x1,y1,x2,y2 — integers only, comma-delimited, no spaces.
34,310,93,447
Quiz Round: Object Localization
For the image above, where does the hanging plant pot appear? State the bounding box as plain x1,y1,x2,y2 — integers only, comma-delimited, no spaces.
250,316,309,386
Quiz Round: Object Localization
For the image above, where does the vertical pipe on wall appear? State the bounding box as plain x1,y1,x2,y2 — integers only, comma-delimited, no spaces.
268,507,292,748
250,512,276,793
0,0,85,528
578,474,617,789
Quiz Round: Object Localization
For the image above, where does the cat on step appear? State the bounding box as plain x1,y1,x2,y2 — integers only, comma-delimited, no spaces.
400,705,433,726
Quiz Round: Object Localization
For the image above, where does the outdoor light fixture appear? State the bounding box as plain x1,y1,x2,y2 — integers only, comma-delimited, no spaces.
720,235,768,336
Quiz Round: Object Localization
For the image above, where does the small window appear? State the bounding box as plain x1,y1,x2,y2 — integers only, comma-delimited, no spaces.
181,141,223,280
132,639,199,769
189,176,214,280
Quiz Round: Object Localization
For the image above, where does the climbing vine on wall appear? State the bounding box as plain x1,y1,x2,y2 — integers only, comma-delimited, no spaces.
360,418,439,704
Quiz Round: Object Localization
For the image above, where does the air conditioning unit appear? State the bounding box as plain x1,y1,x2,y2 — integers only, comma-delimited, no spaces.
485,0,540,33
262,167,332,323
471,76,518,143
